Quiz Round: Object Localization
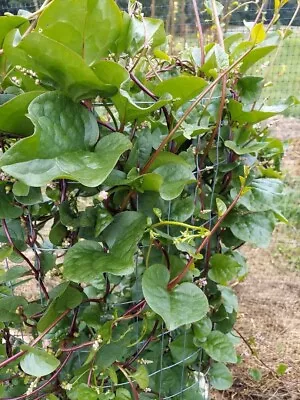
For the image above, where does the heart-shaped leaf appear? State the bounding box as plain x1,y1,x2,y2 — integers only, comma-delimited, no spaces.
64,212,147,283
142,264,209,331
0,91,131,187
201,331,237,363
20,346,60,377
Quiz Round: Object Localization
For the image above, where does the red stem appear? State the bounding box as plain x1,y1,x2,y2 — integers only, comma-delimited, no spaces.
1,219,49,300
0,309,70,370
167,187,244,290
2,352,73,400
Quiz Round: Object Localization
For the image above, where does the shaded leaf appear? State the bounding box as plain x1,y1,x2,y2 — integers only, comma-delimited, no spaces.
209,362,233,390
142,264,209,331
64,212,146,283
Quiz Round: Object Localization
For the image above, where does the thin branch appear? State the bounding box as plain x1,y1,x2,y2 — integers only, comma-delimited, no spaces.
123,320,159,367
167,186,244,290
118,366,139,400
2,352,73,400
141,46,254,174
0,309,70,370
1,219,49,299
192,0,205,66
130,73,172,131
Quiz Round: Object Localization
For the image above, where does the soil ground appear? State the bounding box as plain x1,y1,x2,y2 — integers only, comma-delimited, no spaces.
213,116,300,400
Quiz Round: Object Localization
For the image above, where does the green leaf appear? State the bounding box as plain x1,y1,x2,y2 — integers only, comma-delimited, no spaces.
142,264,209,331
237,77,264,104
218,286,238,313
0,265,28,282
216,198,227,217
0,184,23,219
68,383,98,400
113,89,171,123
15,187,43,205
208,254,241,285
225,211,276,248
20,346,60,377
201,331,237,363
123,16,166,56
36,0,123,64
225,140,267,155
115,389,132,400
64,212,146,283
209,362,233,390
193,317,212,342
170,196,195,222
0,244,13,261
0,92,43,136
153,164,195,201
12,181,29,197
154,76,207,110
0,295,27,322
4,32,116,101
239,46,277,73
228,100,291,124
0,92,131,187
0,219,26,251
169,333,199,365
215,44,229,70
276,363,288,376
250,23,266,44
37,284,83,332
131,365,149,390
249,368,262,381
0,15,27,47
231,178,283,212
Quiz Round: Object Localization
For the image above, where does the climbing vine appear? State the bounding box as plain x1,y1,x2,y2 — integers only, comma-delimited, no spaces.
0,0,294,399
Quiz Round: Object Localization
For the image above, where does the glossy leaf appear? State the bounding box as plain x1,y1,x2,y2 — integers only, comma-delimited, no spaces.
4,32,116,101
64,212,146,283
0,15,27,46
0,91,43,136
20,346,60,377
142,264,209,331
0,92,131,187
154,76,207,110
37,0,123,64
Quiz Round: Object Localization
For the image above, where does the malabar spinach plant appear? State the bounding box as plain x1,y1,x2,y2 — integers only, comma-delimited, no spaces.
0,0,294,399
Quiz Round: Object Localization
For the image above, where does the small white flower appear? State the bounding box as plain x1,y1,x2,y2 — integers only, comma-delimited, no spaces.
144,387,151,393
98,190,109,201
92,341,100,350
